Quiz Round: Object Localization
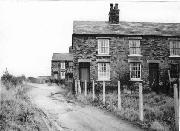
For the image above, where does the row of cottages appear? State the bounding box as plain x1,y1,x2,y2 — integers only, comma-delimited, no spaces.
51,47,73,83
72,3,180,91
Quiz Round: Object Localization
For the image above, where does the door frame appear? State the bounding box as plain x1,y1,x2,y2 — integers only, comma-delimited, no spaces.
149,63,159,90
79,62,90,82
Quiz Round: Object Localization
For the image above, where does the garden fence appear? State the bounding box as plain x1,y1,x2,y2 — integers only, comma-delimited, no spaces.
74,79,179,130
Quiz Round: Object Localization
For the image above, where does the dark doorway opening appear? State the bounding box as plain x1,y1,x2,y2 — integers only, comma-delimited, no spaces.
79,62,90,93
149,63,159,92
79,62,90,82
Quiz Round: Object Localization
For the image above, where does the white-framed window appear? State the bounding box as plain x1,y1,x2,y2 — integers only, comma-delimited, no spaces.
98,39,109,55
130,63,141,81
129,40,141,55
54,73,58,79
69,62,73,67
98,63,110,81
170,41,180,56
170,63,179,78
61,62,65,69
61,71,65,79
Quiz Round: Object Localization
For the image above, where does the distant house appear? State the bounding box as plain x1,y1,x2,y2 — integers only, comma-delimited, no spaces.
72,3,180,92
51,51,73,83
37,76,50,84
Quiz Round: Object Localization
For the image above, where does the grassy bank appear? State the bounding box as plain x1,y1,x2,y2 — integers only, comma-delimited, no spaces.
73,91,175,131
0,72,49,131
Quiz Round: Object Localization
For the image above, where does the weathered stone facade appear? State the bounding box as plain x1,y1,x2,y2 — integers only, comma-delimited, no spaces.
72,35,180,89
51,61,73,80
51,53,73,83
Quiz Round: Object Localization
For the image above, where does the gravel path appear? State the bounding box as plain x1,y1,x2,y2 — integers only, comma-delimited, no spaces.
28,83,143,131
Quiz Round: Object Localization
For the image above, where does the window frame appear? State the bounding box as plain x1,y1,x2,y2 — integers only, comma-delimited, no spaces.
98,62,110,81
61,62,65,69
60,71,65,79
130,62,141,81
98,39,110,55
129,40,141,56
170,63,179,78
170,41,180,56
54,73,58,79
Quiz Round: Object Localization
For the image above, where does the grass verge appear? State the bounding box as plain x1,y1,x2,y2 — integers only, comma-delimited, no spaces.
0,83,50,131
71,91,175,131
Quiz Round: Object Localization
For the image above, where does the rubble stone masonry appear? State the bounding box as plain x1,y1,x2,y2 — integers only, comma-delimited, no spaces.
72,34,180,88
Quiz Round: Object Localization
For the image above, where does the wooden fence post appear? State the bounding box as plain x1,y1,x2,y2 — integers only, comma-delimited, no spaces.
103,81,105,105
75,80,78,95
179,78,180,110
118,81,121,110
139,82,143,121
78,80,81,94
0,80,2,110
74,80,76,94
84,80,87,96
92,80,95,101
174,84,179,131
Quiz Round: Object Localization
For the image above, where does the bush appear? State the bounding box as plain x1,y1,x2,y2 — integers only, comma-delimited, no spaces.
0,72,46,130
1,71,25,90
0,85,42,130
150,120,169,131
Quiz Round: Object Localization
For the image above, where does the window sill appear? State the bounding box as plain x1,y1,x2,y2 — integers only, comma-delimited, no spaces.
169,55,180,60
169,55,180,58
97,80,111,82
96,54,111,57
128,54,142,57
130,78,143,82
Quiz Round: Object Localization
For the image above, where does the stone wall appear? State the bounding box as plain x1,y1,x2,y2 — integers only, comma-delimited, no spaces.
51,60,73,81
72,35,179,89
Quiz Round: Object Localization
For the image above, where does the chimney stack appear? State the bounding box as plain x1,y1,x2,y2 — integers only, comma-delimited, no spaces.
109,3,119,24
69,46,73,54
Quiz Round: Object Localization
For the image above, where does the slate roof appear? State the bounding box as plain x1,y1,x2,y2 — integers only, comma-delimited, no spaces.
52,53,73,61
73,21,180,36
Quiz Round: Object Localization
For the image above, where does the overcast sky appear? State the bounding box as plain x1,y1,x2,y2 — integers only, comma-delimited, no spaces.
0,1,180,77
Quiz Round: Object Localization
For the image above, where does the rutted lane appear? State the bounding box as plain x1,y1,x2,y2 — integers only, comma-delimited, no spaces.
28,83,143,131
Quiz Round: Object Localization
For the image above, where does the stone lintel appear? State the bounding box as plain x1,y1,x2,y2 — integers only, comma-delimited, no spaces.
78,59,91,63
147,60,161,63
168,38,180,41
97,59,110,63
128,59,142,63
96,54,111,57
96,37,111,39
125,37,142,40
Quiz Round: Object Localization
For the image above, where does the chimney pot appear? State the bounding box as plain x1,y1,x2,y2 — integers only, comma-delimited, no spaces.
114,3,118,10
109,3,119,24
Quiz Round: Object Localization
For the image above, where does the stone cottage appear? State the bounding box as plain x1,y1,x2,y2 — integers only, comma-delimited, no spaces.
51,48,73,83
72,3,180,91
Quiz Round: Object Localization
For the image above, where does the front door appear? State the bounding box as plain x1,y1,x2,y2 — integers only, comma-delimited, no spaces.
149,63,159,91
79,62,90,82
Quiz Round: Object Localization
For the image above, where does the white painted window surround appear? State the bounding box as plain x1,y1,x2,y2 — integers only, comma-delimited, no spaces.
170,41,180,56
130,62,141,81
98,39,109,55
54,74,58,79
61,62,65,69
61,71,65,79
98,63,110,81
129,40,141,56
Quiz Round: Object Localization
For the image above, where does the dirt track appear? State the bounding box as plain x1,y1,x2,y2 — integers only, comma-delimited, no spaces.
28,83,143,131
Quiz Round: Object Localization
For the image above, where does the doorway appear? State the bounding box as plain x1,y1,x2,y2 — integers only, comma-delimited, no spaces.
149,63,159,91
79,62,90,82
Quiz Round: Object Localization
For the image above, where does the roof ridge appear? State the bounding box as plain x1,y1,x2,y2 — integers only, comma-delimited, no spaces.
73,20,180,24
